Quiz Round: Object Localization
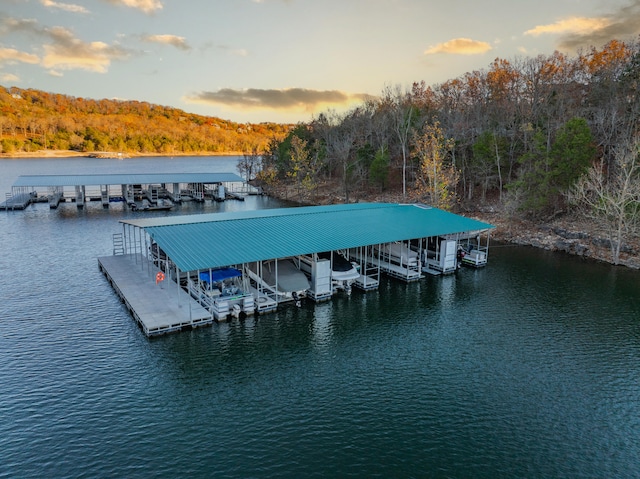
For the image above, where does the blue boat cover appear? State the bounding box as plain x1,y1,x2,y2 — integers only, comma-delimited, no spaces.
199,267,242,283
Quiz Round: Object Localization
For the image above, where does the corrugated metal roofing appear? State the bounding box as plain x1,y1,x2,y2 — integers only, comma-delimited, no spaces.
13,173,243,187
123,203,494,272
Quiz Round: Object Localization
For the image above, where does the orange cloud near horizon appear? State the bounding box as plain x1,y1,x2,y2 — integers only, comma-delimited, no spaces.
424,38,493,55
524,16,611,36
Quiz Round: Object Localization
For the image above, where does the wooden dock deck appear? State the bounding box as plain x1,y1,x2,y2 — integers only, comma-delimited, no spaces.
98,254,212,337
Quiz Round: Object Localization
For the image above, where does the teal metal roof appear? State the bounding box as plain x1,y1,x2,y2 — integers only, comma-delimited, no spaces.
13,173,243,187
123,203,494,273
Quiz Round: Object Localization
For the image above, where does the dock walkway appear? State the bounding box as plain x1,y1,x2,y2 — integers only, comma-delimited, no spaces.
349,251,422,282
0,192,34,210
98,254,211,336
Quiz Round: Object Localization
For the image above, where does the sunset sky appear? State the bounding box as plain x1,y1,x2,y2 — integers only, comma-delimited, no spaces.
1,0,639,123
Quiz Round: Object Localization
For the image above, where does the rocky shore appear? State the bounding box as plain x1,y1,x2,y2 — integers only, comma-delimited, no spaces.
261,182,640,270
4,153,637,269
458,208,640,269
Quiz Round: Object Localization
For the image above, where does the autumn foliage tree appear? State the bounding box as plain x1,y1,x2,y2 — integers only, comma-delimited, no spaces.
4,37,640,232
412,121,459,210
259,38,640,222
0,86,291,155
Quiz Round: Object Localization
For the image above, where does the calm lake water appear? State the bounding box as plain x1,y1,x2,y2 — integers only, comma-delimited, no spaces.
1,156,639,478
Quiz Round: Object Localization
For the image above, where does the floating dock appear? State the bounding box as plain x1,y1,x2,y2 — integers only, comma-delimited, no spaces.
102,203,493,337
353,274,380,291
0,192,36,210
98,254,212,336
1,172,246,211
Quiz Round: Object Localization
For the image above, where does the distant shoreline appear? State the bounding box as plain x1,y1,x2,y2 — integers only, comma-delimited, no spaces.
0,150,243,159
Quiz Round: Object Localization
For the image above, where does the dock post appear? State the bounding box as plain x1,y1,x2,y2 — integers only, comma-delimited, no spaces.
176,265,181,308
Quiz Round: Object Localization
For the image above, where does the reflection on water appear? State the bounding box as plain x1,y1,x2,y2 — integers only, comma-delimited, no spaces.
1,158,640,478
311,301,333,350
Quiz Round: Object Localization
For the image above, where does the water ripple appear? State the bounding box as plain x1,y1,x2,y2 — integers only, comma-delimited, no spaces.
2,159,640,478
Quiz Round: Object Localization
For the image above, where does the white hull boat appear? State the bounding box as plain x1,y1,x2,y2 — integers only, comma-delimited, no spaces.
317,251,359,291
247,259,310,302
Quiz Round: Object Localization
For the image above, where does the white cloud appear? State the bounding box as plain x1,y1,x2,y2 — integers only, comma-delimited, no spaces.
200,41,250,57
1,17,132,73
103,0,163,14
41,26,130,72
1,72,20,82
141,34,191,51
40,0,89,14
0,47,40,65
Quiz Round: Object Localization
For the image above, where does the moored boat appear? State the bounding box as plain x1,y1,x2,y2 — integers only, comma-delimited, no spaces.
246,258,310,304
198,267,255,320
317,251,359,292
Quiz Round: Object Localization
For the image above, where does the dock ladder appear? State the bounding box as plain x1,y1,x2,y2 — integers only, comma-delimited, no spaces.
112,233,125,256
4,193,13,211
101,185,109,207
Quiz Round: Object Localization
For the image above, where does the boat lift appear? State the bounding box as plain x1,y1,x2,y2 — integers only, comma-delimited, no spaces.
102,203,494,335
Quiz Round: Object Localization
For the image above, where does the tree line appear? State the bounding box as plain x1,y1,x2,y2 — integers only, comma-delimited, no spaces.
0,87,292,155
256,38,640,264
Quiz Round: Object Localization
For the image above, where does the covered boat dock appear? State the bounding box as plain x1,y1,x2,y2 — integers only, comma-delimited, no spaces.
98,203,493,337
1,172,246,210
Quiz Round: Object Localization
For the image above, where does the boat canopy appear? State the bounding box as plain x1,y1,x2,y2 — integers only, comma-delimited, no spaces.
123,203,494,272
199,267,242,283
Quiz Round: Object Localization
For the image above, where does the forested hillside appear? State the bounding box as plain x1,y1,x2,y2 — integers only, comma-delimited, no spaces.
260,39,640,264
2,39,639,264
0,87,292,155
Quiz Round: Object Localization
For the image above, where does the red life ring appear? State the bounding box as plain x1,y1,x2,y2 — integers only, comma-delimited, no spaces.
156,271,165,284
